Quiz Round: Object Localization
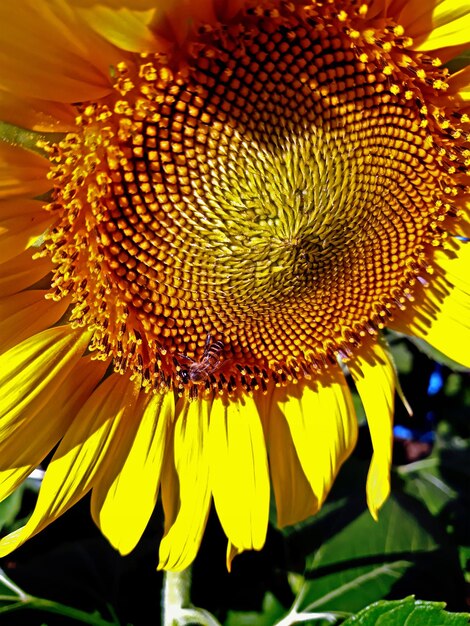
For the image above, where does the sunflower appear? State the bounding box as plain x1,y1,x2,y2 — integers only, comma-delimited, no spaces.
0,0,469,572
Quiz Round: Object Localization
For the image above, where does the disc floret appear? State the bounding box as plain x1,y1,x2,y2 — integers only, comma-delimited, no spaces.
39,1,470,399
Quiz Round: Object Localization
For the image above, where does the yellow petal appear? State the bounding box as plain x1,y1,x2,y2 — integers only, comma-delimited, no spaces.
0,198,51,264
0,373,137,557
348,341,395,520
0,326,90,444
0,355,108,500
0,249,51,297
78,4,170,54
0,291,69,355
0,143,50,200
92,390,173,556
446,65,470,104
274,373,357,507
0,469,34,503
436,241,470,292
391,243,470,368
158,398,211,571
258,391,318,528
208,395,270,557
0,89,76,133
0,1,116,102
160,421,180,536
424,289,470,367
400,0,470,52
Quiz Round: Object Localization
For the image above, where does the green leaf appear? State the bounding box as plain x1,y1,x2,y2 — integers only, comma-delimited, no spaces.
0,489,24,533
0,568,28,602
446,50,470,73
0,121,63,156
342,597,470,625
397,453,456,516
292,491,441,614
225,593,286,626
402,469,455,515
0,569,118,625
0,477,42,533
397,435,469,522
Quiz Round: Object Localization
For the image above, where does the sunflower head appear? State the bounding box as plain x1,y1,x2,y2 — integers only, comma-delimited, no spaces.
36,0,469,403
0,0,469,572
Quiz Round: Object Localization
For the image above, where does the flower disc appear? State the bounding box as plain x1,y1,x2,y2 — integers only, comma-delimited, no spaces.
44,2,467,397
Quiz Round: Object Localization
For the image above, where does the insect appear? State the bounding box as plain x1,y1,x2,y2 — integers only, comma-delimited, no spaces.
177,334,225,384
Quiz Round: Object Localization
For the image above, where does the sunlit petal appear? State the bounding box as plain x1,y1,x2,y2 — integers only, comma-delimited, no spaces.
0,291,69,355
391,243,470,368
0,326,90,444
0,373,138,556
209,395,269,557
158,398,211,570
274,374,358,507
0,355,107,500
400,0,470,52
348,341,396,519
92,390,172,556
258,391,318,527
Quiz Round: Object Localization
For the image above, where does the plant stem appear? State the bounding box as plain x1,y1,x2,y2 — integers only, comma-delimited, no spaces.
0,598,117,625
162,568,192,626
161,568,222,626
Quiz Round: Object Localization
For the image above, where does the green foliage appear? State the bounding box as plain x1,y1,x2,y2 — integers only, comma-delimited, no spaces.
446,49,470,73
225,593,286,625
342,597,470,626
293,493,439,614
0,488,24,534
0,478,42,534
0,569,119,626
